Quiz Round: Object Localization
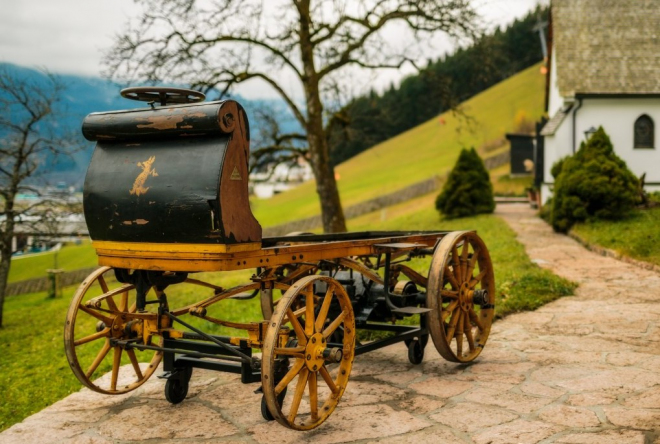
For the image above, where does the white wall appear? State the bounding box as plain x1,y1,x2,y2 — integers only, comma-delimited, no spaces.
546,54,564,118
542,97,660,203
577,98,660,183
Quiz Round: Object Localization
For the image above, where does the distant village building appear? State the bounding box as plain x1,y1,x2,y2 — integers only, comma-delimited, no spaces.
540,0,660,203
250,158,313,199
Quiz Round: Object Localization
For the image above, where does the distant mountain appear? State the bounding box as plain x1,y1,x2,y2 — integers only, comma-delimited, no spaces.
0,63,300,189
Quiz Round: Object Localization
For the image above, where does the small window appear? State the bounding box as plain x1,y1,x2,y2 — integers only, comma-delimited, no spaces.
634,114,654,148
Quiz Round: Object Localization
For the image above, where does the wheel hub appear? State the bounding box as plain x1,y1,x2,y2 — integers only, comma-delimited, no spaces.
110,316,126,339
459,282,473,312
304,333,327,371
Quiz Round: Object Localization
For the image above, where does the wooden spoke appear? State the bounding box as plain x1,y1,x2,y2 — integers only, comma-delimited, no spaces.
287,308,308,344
466,248,480,281
315,288,334,333
465,321,476,352
281,306,306,325
126,349,144,380
469,309,485,331
447,310,462,343
319,365,339,395
97,275,119,312
451,245,462,282
444,269,459,290
85,340,111,379
309,371,319,421
74,327,110,346
426,232,495,363
461,240,470,283
120,290,129,312
287,368,309,423
110,346,122,391
469,269,488,289
65,267,163,395
275,359,305,395
105,295,119,312
305,285,315,336
441,301,459,321
262,274,354,430
98,275,109,293
322,310,347,339
78,305,114,326
274,346,306,357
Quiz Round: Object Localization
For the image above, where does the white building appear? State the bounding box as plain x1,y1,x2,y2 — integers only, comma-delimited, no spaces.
540,0,660,203
250,158,314,199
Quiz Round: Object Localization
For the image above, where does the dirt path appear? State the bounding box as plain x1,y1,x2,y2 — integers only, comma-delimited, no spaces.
2,204,659,444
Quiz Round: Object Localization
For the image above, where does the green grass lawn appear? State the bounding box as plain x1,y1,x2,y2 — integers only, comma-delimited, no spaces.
490,163,533,197
252,63,545,227
8,242,98,283
571,206,660,267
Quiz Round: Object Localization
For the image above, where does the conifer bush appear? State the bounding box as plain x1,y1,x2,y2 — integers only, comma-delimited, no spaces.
436,148,495,218
550,127,639,233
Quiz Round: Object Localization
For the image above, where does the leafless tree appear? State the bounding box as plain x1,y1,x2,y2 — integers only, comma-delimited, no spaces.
105,0,478,232
0,66,76,327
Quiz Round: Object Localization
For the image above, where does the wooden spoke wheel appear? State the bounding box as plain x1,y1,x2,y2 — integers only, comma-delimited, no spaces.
64,267,163,394
426,231,495,363
261,275,355,430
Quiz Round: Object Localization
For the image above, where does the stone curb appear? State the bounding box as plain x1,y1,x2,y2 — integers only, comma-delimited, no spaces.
568,231,660,275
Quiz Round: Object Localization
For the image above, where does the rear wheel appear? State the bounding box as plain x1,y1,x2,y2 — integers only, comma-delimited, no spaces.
64,267,162,394
426,231,495,363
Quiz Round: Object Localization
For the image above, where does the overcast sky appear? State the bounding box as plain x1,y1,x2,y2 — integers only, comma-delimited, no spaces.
0,0,546,99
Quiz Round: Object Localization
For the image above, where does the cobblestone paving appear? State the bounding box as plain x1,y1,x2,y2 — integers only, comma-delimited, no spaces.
2,204,659,443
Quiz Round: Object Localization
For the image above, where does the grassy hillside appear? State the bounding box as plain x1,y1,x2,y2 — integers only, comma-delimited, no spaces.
253,63,545,227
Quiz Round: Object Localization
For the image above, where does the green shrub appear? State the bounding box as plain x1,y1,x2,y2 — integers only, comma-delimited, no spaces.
551,127,639,232
550,156,567,179
436,148,495,218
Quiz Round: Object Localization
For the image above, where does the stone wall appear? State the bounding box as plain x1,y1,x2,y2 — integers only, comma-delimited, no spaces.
6,267,97,297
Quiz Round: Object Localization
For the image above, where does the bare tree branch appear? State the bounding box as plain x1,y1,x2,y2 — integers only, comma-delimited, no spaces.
0,65,77,327
105,0,479,233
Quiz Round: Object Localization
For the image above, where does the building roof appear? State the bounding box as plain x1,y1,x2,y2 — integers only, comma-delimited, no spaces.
553,0,660,96
540,104,572,136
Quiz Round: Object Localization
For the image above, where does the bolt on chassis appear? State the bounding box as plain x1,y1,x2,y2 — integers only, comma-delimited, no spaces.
64,87,496,431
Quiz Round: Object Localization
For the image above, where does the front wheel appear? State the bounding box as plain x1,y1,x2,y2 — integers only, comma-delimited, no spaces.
261,275,355,430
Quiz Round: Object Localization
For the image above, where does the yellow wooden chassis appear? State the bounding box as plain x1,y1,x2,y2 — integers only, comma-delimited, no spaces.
92,233,444,272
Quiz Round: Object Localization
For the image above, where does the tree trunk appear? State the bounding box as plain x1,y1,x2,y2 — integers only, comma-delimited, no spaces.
0,249,9,328
298,0,347,233
307,118,347,233
0,187,17,328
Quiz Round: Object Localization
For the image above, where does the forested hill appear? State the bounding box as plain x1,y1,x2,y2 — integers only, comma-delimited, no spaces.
328,6,548,165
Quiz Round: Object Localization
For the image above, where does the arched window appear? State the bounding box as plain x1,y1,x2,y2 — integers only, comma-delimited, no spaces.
634,114,654,148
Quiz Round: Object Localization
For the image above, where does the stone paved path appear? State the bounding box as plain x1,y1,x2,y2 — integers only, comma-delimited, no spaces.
2,204,660,444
